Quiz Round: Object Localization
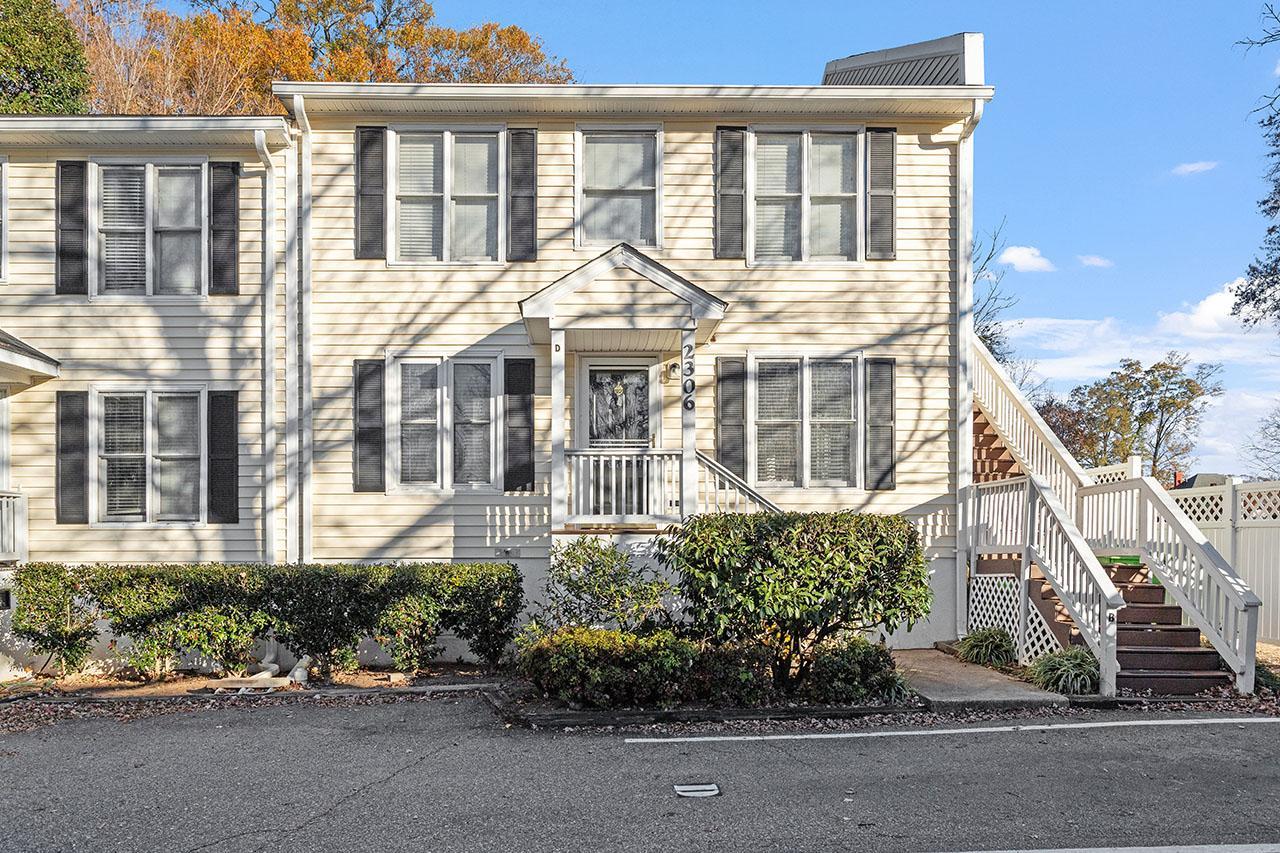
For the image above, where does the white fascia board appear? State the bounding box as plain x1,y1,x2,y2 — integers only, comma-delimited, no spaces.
0,116,292,145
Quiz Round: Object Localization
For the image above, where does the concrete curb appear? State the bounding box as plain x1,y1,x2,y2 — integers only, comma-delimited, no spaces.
3,682,502,705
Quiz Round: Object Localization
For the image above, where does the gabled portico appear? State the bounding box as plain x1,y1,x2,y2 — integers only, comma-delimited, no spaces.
520,244,728,529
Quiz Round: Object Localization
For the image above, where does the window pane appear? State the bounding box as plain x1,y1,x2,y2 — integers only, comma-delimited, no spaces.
757,360,799,420
453,423,491,484
810,199,855,260
156,168,200,228
583,191,655,245
105,458,146,517
810,360,853,419
453,134,499,195
155,232,200,294
399,133,442,195
811,423,852,483
453,363,491,422
585,133,656,190
452,199,498,261
754,198,800,260
156,394,200,456
103,395,144,454
810,135,856,195
101,168,145,228
453,363,491,485
755,134,800,194
401,423,438,484
155,458,200,519
757,423,799,484
401,363,438,421
102,231,147,293
398,198,443,261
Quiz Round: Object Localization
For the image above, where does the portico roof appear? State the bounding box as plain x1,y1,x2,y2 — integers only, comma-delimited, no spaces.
0,329,59,387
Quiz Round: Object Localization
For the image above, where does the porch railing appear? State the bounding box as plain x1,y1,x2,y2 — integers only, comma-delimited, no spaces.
0,490,28,563
695,450,782,514
566,448,682,524
1079,477,1261,692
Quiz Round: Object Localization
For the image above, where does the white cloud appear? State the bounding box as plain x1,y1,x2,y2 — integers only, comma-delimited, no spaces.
1155,279,1248,339
1077,254,1114,268
1195,390,1278,475
998,245,1056,273
1171,161,1219,176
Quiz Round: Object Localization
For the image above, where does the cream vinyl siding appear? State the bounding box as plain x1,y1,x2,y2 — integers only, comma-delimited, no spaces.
306,117,958,595
1,147,290,563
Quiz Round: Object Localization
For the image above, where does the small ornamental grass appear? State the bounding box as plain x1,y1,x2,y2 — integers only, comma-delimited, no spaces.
955,627,1017,668
1028,646,1100,695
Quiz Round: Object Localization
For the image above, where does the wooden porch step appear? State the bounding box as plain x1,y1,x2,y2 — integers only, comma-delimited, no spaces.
1116,624,1202,647
1116,669,1232,695
1118,603,1184,625
1113,582,1166,605
1117,646,1223,670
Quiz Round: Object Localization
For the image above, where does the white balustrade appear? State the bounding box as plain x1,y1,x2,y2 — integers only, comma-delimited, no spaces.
694,451,781,514
0,490,27,563
565,449,683,524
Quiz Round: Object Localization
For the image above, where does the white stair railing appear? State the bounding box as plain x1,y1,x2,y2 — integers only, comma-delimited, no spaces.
694,451,781,514
0,490,27,563
1080,477,1261,693
972,338,1093,516
974,474,1125,695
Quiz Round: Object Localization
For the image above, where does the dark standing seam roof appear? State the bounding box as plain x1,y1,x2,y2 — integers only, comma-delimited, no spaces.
0,329,60,367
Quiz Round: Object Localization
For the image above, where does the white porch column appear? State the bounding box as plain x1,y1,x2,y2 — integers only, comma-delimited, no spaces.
680,326,697,518
550,328,567,529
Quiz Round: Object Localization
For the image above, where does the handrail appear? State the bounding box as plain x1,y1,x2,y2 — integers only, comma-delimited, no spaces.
565,447,681,456
0,489,27,563
694,450,782,514
1080,476,1260,692
973,474,1124,695
971,338,1093,515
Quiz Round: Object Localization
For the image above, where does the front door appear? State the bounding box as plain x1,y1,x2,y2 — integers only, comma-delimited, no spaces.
585,367,650,517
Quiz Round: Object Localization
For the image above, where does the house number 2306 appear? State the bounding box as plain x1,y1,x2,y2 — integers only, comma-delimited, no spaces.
681,344,696,411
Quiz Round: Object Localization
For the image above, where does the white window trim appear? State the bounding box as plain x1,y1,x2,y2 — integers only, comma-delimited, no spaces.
744,124,865,268
572,354,663,449
745,350,864,490
87,384,209,528
574,123,664,251
386,124,509,268
385,348,506,494
0,156,8,285
88,156,210,301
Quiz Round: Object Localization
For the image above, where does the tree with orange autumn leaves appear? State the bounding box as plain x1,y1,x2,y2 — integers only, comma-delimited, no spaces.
64,0,572,115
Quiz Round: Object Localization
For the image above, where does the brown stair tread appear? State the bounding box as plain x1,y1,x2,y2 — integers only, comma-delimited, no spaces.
1117,669,1230,679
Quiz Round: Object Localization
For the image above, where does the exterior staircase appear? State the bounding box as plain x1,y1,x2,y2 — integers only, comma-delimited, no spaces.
973,407,1022,483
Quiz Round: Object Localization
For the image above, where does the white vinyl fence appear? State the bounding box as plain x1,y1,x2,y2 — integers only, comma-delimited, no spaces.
1171,480,1280,642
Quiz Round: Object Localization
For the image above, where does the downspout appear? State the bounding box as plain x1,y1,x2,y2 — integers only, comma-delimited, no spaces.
284,134,299,563
255,130,277,563
293,94,314,563
954,98,984,640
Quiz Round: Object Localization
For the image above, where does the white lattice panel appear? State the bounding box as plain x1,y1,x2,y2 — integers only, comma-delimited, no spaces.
968,574,1062,662
1240,487,1280,522
1172,489,1226,523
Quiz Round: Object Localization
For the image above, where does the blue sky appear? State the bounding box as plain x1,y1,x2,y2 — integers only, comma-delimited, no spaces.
176,0,1280,473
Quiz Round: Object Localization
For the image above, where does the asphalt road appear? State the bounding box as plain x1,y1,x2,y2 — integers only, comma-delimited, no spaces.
2,696,1279,853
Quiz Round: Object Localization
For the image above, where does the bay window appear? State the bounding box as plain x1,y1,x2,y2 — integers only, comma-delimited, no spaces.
578,128,660,247
750,355,860,487
96,162,206,295
750,129,860,263
392,129,504,263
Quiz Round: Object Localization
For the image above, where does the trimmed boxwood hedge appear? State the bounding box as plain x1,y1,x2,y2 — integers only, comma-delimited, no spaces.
10,561,523,678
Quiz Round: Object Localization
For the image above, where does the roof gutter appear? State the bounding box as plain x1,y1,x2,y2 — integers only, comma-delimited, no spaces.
255,129,277,563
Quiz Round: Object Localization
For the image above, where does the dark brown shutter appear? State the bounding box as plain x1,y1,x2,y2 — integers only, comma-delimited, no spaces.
507,129,537,261
865,357,896,490
208,162,240,295
714,128,746,259
207,391,239,523
56,391,89,523
866,128,896,261
715,357,747,478
354,127,386,260
353,359,385,492
503,357,535,491
56,161,89,295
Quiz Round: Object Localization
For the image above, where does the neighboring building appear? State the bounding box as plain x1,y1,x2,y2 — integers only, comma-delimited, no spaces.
0,34,1261,693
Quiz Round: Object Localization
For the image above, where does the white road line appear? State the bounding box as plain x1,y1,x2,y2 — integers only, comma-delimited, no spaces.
953,846,1280,853
623,715,1280,744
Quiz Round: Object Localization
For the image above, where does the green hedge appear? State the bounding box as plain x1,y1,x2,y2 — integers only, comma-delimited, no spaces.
11,561,523,678
656,511,931,689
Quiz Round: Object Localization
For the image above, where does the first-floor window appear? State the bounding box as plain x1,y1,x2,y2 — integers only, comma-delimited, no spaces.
752,355,859,487
98,390,204,522
391,355,500,489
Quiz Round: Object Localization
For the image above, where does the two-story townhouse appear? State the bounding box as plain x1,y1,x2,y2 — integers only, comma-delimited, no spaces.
0,33,1255,695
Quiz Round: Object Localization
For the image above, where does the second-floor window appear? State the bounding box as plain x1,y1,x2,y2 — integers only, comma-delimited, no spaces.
751,131,859,263
393,129,503,263
579,129,660,247
97,162,206,296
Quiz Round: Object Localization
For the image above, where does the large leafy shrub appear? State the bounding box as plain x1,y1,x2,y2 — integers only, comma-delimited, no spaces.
805,635,910,705
434,561,524,667
517,626,695,709
1029,647,1099,695
10,562,99,674
685,643,776,708
955,627,1017,668
532,536,673,634
657,511,931,689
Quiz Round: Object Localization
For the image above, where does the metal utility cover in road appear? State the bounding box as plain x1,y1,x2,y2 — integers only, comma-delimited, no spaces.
673,783,721,798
